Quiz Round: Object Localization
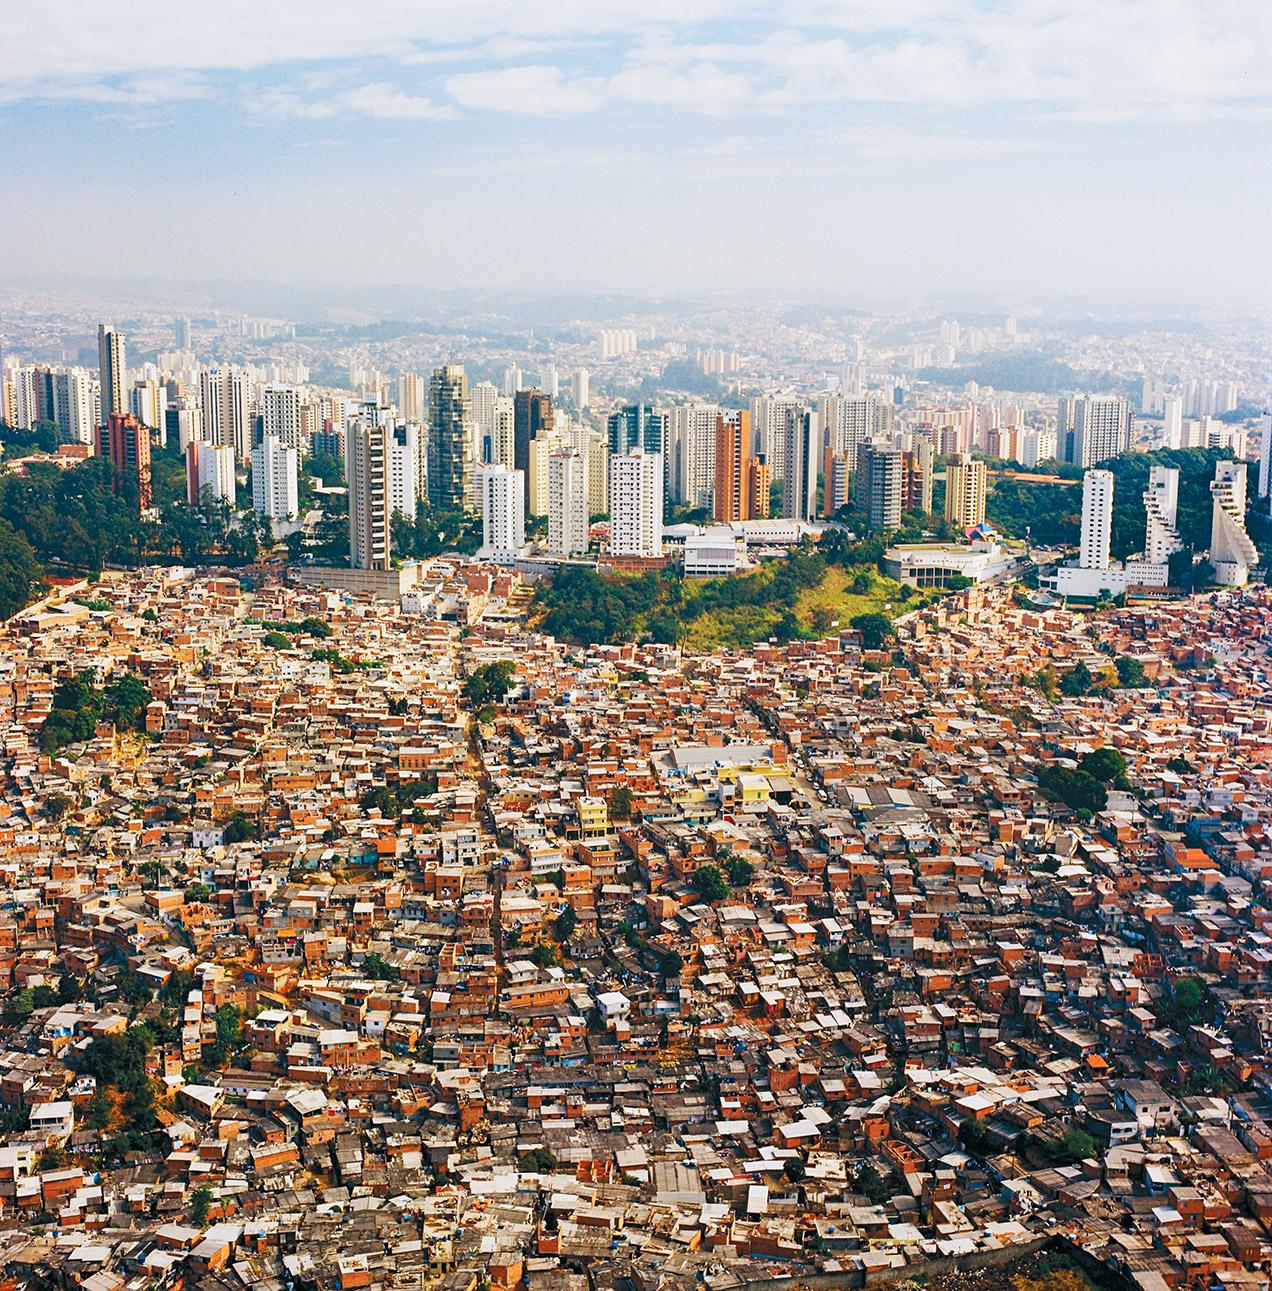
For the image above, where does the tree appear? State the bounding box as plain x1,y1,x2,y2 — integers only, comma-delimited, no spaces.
530,941,561,968
1079,747,1128,785
553,906,578,943
725,856,754,887
608,784,633,821
519,1147,557,1173
462,660,517,709
783,1156,806,1182
1062,1127,1096,1161
1059,662,1093,696
850,612,895,652
691,864,729,903
207,1004,243,1066
857,1163,892,1204
221,812,253,843
262,631,292,650
362,952,399,980
190,1185,213,1226
1114,656,1146,687
0,517,42,620
184,883,213,904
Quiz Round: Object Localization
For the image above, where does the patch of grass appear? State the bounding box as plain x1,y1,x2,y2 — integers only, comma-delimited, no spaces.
794,565,918,629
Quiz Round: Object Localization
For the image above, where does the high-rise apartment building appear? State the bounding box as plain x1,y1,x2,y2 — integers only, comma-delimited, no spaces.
902,440,933,516
748,457,771,520
174,317,192,350
262,385,301,448
98,412,152,509
347,418,391,570
388,425,421,521
51,368,99,445
480,464,525,564
609,449,663,558
252,435,298,526
187,439,236,507
857,444,904,532
397,372,425,424
1210,461,1257,587
713,410,753,524
428,364,470,511
782,409,820,522
607,404,664,457
1143,465,1183,565
200,367,252,461
667,402,719,508
572,368,589,410
97,324,126,427
944,452,987,531
130,379,166,441
514,389,553,507
751,393,803,480
1061,395,1131,467
469,380,499,436
1079,469,1114,571
548,449,589,557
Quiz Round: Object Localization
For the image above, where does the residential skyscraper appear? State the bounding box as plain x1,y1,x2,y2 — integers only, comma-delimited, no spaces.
667,402,719,508
174,317,192,350
548,449,589,557
514,389,553,507
98,412,151,509
1079,469,1115,571
1210,461,1257,587
428,364,470,511
609,448,663,558
51,368,99,445
858,444,904,532
347,418,391,571
262,385,301,448
1066,396,1132,467
397,372,425,424
607,404,665,458
1143,465,1183,566
572,368,589,410
751,393,803,480
782,409,820,522
944,453,987,531
252,434,299,528
388,424,421,521
187,439,236,507
480,464,525,564
713,410,753,524
200,367,252,461
97,324,126,427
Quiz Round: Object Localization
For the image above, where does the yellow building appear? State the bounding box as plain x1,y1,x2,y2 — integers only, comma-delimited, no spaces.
944,453,987,531
577,796,609,840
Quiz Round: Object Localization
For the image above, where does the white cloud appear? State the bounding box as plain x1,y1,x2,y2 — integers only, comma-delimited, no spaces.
1,0,1270,127
447,66,606,114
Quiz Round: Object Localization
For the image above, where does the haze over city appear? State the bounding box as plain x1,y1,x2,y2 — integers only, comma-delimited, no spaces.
4,0,1272,303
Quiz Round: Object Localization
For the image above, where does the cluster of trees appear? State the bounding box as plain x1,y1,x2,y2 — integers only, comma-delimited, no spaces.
392,508,482,559
40,669,151,752
462,660,517,709
537,566,664,645
1036,747,1129,816
1155,976,1213,1030
77,1021,165,1147
360,776,439,820
690,860,755,903
0,444,273,595
1024,655,1146,699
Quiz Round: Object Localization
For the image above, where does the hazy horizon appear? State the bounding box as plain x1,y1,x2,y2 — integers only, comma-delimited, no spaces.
4,1,1271,307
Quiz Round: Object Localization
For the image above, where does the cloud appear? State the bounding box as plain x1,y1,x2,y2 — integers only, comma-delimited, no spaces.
1,0,1270,129
447,65,606,114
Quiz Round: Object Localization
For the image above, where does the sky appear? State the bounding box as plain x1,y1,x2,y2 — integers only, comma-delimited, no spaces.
3,0,1271,309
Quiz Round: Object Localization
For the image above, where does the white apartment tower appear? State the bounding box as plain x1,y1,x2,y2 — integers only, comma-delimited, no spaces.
1079,469,1115,571
1210,461,1257,587
609,448,663,558
1071,396,1132,467
200,367,252,461
347,418,391,571
97,323,126,426
388,425,421,521
548,449,589,557
783,408,820,522
252,434,299,527
262,385,302,448
480,464,525,564
1142,465,1183,565
187,439,236,507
